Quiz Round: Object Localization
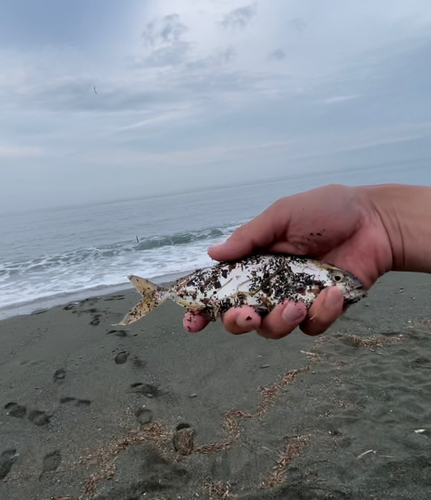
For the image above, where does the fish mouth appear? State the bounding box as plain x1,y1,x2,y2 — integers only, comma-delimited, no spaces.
343,282,367,305
343,290,367,311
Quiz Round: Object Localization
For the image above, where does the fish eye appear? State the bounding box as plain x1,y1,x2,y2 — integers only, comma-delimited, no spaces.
333,273,344,282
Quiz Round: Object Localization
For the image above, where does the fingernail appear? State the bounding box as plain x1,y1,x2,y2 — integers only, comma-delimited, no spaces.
210,241,225,248
281,302,304,323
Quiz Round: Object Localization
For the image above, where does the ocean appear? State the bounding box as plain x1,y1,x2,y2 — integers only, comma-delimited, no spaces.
1,164,430,319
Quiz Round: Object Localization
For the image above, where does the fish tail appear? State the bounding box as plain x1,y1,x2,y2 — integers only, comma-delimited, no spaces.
116,275,166,325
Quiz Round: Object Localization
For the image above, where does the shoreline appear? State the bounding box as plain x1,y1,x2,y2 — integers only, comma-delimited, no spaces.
1,270,431,499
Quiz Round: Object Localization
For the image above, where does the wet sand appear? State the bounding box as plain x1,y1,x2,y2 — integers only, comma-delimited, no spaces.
1,272,431,499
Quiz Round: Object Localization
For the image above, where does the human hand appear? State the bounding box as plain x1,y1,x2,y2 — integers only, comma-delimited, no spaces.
183,184,394,338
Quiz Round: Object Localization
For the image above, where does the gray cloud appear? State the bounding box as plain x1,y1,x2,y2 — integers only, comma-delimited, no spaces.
144,41,191,67
220,4,257,30
140,13,191,68
185,46,236,71
141,13,188,47
217,46,237,64
268,49,285,61
288,17,307,32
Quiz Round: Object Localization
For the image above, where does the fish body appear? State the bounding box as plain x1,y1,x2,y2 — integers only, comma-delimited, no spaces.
118,254,366,326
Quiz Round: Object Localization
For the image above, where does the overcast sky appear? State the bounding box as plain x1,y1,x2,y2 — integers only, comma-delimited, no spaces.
1,0,431,212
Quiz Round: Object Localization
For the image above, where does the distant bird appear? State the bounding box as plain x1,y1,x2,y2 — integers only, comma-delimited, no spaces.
93,86,97,94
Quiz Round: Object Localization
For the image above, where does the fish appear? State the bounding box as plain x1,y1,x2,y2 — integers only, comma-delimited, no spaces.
117,253,367,326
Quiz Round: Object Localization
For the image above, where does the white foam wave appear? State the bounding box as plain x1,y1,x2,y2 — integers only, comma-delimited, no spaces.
0,223,242,313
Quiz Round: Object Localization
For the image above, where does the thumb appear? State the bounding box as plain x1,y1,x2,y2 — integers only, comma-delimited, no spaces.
208,201,289,261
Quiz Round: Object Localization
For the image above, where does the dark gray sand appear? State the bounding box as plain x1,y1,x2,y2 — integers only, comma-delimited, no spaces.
2,272,431,499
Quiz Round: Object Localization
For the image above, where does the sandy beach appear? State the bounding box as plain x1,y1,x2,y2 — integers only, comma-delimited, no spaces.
1,271,431,499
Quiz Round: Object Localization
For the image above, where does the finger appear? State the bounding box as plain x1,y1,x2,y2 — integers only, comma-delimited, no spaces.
183,309,210,333
300,287,344,336
257,300,307,339
221,306,262,335
208,200,289,262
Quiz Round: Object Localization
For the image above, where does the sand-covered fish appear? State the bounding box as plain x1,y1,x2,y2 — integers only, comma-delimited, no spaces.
118,254,366,326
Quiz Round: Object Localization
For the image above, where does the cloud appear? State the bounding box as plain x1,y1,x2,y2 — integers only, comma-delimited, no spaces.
288,18,307,32
220,3,257,30
0,146,44,159
141,13,188,47
322,95,360,104
144,41,191,67
218,46,237,64
268,49,285,61
139,13,191,67
116,106,198,131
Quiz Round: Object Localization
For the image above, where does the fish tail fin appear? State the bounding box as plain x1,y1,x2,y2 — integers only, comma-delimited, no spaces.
116,275,166,326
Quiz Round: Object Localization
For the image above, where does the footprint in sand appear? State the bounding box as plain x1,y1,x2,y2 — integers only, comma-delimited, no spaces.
63,301,81,311
53,368,66,382
28,410,51,427
40,450,61,477
0,449,18,480
173,423,195,456
107,329,129,337
76,399,91,407
69,306,102,324
135,407,153,425
104,294,125,302
132,356,147,369
64,298,98,312
5,403,50,426
90,314,102,326
60,397,91,407
82,307,98,314
114,351,129,364
411,356,431,369
60,397,76,404
130,383,160,398
4,402,26,418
